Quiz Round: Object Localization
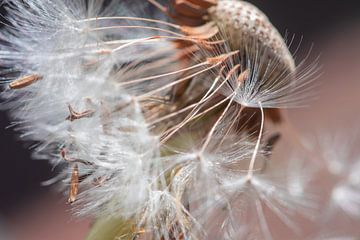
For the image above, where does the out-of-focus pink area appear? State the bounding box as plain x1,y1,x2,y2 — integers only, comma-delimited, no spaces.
6,193,91,240
288,23,360,128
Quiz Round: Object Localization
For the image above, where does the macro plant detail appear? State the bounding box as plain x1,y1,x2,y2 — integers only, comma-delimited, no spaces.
0,0,359,240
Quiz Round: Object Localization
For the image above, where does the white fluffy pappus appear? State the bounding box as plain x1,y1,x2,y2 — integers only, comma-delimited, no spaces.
203,0,321,109
185,32,321,111
0,0,185,220
155,111,316,239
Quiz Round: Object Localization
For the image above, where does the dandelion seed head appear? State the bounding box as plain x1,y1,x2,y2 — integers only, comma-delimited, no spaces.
0,0,331,239
177,0,321,109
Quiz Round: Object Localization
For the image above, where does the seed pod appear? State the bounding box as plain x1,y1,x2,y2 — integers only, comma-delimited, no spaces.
68,164,79,204
9,74,42,89
208,0,295,74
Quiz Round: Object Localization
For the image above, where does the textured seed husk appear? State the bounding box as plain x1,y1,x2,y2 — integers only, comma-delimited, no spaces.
208,0,296,74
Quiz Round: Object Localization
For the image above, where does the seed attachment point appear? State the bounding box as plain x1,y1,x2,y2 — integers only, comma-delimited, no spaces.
206,51,239,65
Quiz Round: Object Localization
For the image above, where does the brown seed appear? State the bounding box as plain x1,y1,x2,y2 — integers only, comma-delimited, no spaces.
186,0,217,8
66,104,95,122
237,69,249,84
9,74,43,89
60,148,91,165
180,22,219,39
173,0,208,18
68,164,79,203
206,50,238,65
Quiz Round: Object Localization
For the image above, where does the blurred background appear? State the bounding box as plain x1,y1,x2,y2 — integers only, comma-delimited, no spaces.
0,0,360,239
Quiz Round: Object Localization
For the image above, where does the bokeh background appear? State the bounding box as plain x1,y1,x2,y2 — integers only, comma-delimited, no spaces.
0,0,360,239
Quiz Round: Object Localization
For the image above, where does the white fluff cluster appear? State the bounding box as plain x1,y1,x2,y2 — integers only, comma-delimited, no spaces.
0,0,179,218
1,0,358,240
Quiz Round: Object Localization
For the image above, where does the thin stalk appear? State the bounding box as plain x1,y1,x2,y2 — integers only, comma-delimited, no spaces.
118,61,209,86
148,73,223,125
246,102,264,181
200,95,236,153
88,25,185,37
160,95,233,144
78,16,181,29
136,62,221,100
